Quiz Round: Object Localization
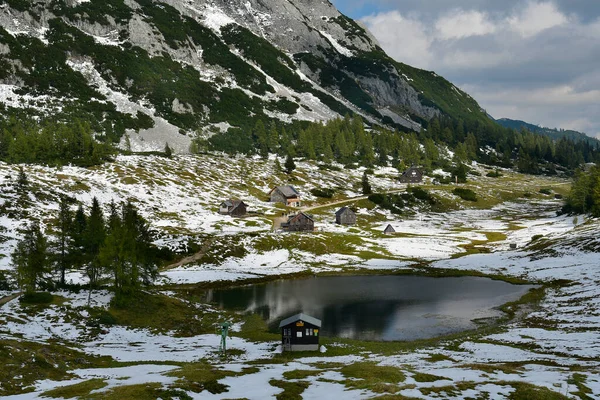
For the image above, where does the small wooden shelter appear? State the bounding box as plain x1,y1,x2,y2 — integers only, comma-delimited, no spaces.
282,212,314,232
269,185,301,207
335,206,356,225
218,200,247,217
279,313,321,352
384,224,396,235
399,167,423,184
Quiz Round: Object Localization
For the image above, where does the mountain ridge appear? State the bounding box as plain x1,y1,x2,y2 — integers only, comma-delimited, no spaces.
0,0,489,152
497,118,600,146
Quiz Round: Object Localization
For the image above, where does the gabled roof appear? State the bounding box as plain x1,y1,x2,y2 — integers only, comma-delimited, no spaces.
335,206,354,217
402,167,422,176
221,199,245,209
384,224,395,233
271,185,300,198
288,212,314,223
278,313,322,328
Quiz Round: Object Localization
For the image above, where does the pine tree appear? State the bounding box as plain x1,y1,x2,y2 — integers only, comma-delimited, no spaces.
13,222,50,293
362,171,372,195
55,196,73,286
100,202,158,303
16,166,28,193
70,204,87,269
253,120,268,158
268,123,279,154
84,197,106,286
164,142,172,158
284,154,296,174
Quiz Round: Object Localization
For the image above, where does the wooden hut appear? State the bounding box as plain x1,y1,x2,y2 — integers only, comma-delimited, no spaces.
399,167,423,184
335,207,356,225
384,224,396,235
279,313,321,352
269,185,301,207
282,212,314,232
218,200,247,217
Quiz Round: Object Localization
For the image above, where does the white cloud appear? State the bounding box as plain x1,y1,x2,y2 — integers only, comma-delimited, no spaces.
441,50,510,68
360,2,600,136
507,1,569,37
435,10,497,40
361,11,433,69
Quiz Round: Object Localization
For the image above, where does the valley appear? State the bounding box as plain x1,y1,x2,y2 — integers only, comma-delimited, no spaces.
0,154,598,399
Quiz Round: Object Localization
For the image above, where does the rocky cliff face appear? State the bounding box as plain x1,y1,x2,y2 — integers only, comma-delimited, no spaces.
0,0,486,151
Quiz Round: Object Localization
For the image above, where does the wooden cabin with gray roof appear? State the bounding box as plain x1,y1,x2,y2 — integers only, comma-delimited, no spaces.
335,206,356,225
279,313,321,351
281,212,314,232
218,199,247,217
269,185,301,207
399,167,423,184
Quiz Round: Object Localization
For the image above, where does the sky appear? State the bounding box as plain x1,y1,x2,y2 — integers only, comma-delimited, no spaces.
331,0,600,138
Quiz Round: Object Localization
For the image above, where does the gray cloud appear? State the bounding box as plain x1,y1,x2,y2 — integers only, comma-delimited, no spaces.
343,1,600,138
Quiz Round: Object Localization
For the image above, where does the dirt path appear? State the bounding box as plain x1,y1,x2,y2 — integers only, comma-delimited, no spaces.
301,188,406,213
160,238,216,272
0,292,22,308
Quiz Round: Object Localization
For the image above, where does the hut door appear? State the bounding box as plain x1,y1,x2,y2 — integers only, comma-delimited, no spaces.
283,328,292,351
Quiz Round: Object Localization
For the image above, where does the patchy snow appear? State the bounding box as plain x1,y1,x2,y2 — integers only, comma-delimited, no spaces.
319,30,354,57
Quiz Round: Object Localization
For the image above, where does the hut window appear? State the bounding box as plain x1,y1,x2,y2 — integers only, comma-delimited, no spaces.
306,328,313,336
297,331,303,338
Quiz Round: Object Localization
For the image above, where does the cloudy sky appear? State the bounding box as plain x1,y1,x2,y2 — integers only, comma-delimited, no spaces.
331,0,600,138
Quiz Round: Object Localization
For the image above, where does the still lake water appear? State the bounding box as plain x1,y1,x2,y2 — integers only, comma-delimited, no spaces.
205,275,536,341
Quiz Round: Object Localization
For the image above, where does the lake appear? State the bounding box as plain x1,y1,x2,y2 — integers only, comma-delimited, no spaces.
205,275,536,341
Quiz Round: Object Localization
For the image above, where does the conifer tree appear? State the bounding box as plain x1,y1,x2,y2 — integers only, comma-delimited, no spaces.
84,197,106,287
55,195,73,286
70,204,87,269
164,142,172,158
362,171,372,195
99,201,158,303
284,154,296,174
13,222,50,293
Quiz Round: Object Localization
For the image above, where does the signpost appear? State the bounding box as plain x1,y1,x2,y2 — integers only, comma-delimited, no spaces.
218,321,231,354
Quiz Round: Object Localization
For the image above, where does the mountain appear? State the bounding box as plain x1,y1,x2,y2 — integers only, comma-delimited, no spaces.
0,0,489,152
497,118,600,146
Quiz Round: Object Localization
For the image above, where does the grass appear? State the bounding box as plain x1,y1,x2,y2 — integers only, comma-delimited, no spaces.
108,291,224,336
167,361,232,394
505,381,571,400
0,338,115,396
282,369,323,380
42,379,108,398
411,372,451,383
269,379,310,400
568,373,594,400
339,362,405,392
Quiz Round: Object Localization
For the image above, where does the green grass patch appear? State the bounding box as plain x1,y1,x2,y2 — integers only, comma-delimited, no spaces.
85,383,192,400
568,373,594,400
424,353,454,363
505,381,570,400
484,232,508,242
42,378,107,398
238,313,279,342
339,362,405,392
167,361,232,394
419,382,477,397
411,372,450,383
282,369,323,380
452,187,478,202
108,291,221,336
269,379,310,400
0,338,115,396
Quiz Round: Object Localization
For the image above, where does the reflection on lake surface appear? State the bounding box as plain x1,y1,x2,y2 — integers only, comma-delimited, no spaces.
205,275,536,341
